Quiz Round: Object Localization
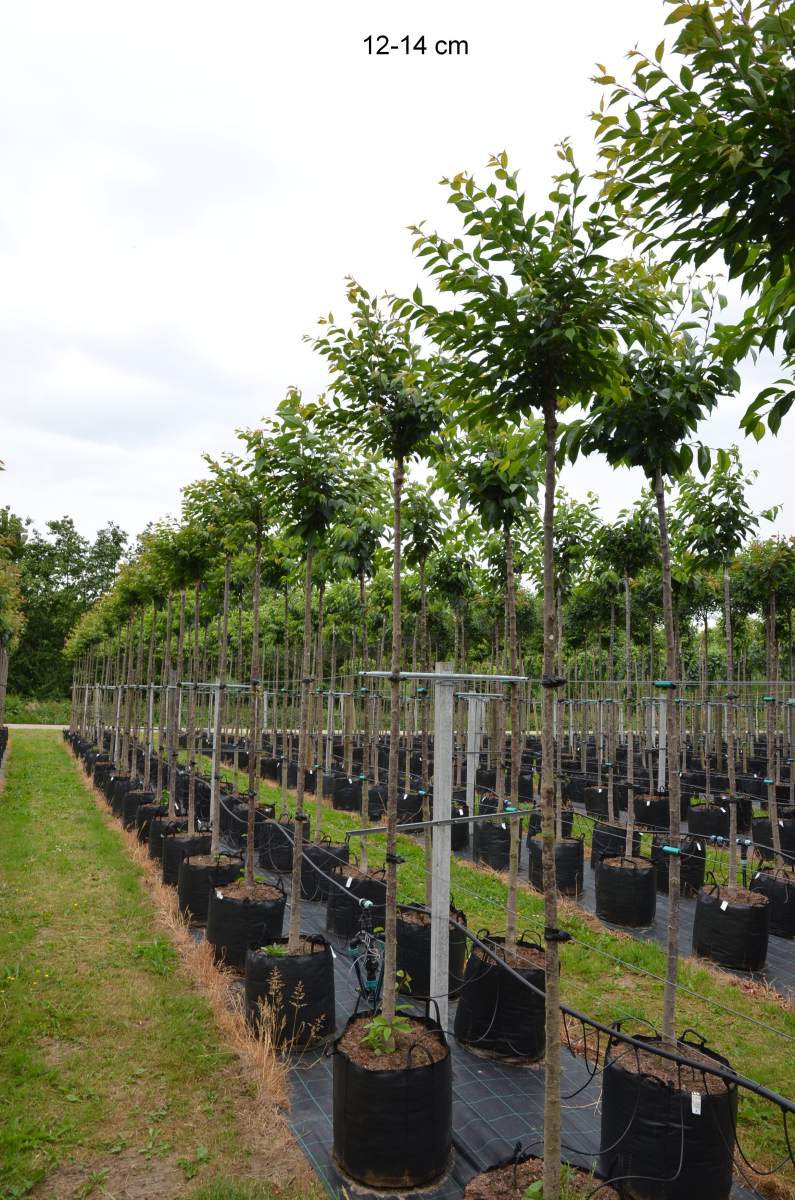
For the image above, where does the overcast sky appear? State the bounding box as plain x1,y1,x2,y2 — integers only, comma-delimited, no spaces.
1,0,790,544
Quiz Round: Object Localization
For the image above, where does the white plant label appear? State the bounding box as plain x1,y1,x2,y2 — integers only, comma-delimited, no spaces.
691,1092,702,1116
721,900,729,911
345,876,353,889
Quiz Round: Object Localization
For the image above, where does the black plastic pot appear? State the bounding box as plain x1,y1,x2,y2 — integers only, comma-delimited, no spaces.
147,815,187,860
207,879,286,967
325,869,386,939
136,802,167,844
395,903,468,998
162,832,212,886
121,789,154,831
472,815,511,871
750,867,795,939
245,935,334,1047
367,784,388,821
527,837,584,896
688,803,729,840
595,857,657,927
651,834,706,897
584,786,610,818
111,775,133,819
332,1009,452,1188
752,816,795,864
331,776,362,812
591,821,640,868
450,797,470,851
258,816,309,873
300,839,350,902
692,884,769,971
599,1030,738,1200
176,854,243,921
634,795,669,830
453,933,545,1061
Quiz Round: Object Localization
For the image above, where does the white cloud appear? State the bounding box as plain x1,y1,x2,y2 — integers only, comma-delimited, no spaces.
0,0,790,540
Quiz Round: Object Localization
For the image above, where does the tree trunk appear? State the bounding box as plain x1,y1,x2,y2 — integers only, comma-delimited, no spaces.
767,593,782,861
541,396,562,1198
281,585,291,816
210,555,231,855
724,563,738,893
420,556,432,907
359,570,371,873
654,468,681,1047
288,547,315,953
504,523,521,955
383,458,404,1026
187,580,201,836
245,528,262,886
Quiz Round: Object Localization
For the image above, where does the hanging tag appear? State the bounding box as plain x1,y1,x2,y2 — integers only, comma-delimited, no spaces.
501,822,507,831
348,776,352,785
216,890,224,899
346,876,353,889
696,842,702,852
458,808,464,816
330,946,337,960
780,820,784,828
720,900,728,912
646,801,651,807
753,872,761,881
403,792,408,801
691,1091,701,1116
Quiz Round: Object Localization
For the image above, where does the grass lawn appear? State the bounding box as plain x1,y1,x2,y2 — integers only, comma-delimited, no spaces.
0,731,319,1200
209,755,795,1193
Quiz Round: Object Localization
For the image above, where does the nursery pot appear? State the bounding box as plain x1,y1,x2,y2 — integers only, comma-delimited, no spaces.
395,903,468,998
121,789,154,831
206,878,286,967
752,816,795,864
595,857,657,928
176,853,243,922
526,807,574,843
463,1152,619,1199
450,794,470,851
111,775,133,819
331,775,361,812
244,934,334,1047
688,802,730,840
750,867,795,939
147,815,187,861
527,836,584,896
136,802,167,844
692,883,769,971
332,1008,452,1188
161,832,212,887
599,1029,738,1200
300,838,350,902
651,834,706,897
258,816,309,873
325,867,386,940
591,820,640,869
453,932,545,1061
472,813,511,871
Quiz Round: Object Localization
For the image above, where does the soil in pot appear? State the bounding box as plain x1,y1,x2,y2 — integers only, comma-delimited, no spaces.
599,1034,737,1200
332,1011,452,1189
176,854,243,922
244,935,334,1047
453,935,545,1062
395,904,468,998
692,886,769,971
750,867,795,938
464,1156,619,1199
595,856,657,928
206,880,286,967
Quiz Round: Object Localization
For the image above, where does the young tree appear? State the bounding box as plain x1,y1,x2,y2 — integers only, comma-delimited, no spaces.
444,423,543,944
310,280,441,1025
598,496,658,847
565,308,740,1046
246,390,370,954
676,448,777,888
410,150,662,1194
594,0,795,435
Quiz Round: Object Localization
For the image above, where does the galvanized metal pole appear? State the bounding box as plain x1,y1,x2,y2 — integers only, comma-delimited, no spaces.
465,694,485,818
430,662,454,1032
657,697,667,793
